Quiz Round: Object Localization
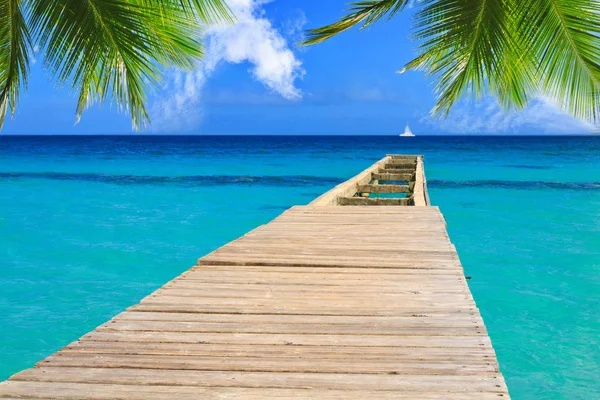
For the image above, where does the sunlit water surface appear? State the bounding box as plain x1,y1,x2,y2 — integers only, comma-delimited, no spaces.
1,135,599,399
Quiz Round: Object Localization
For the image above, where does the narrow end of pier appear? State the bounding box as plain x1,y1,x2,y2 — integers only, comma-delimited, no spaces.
311,154,429,206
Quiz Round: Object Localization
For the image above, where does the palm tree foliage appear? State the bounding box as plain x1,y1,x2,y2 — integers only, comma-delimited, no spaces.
304,0,600,124
0,0,232,130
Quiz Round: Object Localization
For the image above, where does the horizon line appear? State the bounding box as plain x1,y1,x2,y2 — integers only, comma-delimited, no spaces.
1,133,598,137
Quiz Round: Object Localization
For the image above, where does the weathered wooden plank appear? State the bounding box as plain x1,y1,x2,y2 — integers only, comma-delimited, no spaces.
387,154,421,159
163,274,468,287
338,197,412,206
288,205,440,212
115,310,483,321
373,172,414,181
37,354,499,375
285,209,437,214
168,274,469,284
81,331,491,347
210,238,456,250
137,298,478,312
157,286,472,297
61,341,497,358
386,159,417,165
379,168,416,174
358,184,410,193
0,382,509,400
169,274,469,286
190,265,464,275
242,231,450,238
270,217,442,224
414,156,428,206
129,304,479,316
9,368,508,392
145,295,476,308
96,320,486,336
384,164,416,170
208,248,459,259
180,275,464,284
196,257,462,269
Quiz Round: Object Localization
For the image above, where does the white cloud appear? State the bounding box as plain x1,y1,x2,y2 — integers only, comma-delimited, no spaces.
422,97,595,134
151,0,305,132
281,8,307,43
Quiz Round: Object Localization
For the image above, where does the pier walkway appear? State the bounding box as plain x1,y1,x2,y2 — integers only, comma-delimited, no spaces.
0,155,510,399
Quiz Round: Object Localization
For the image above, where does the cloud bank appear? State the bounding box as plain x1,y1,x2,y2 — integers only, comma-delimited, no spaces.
151,0,305,132
422,97,594,135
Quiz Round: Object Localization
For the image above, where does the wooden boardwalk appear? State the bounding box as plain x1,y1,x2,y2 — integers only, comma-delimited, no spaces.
0,156,510,399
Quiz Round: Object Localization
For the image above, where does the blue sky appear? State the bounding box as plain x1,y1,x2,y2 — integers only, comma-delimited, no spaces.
2,0,595,135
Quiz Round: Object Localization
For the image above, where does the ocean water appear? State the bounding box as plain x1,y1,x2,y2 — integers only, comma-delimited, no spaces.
1,135,599,399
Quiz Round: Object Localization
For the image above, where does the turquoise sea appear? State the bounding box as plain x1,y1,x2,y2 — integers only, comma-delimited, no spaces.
0,135,599,399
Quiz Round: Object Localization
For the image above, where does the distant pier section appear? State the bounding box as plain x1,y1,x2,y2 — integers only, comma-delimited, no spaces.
311,154,429,206
0,155,510,399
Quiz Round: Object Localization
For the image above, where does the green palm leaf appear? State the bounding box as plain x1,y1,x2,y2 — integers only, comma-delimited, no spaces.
0,0,232,131
403,0,533,116
516,0,600,122
0,0,31,130
304,0,600,125
30,0,231,130
303,0,410,45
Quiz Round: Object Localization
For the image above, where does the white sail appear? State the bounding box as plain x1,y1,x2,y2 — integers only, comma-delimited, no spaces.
400,124,415,137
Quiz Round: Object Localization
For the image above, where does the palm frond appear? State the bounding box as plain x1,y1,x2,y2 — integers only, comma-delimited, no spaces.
0,0,31,130
515,0,600,122
302,0,409,45
493,10,537,112
305,0,600,124
28,0,233,130
403,0,525,116
185,0,234,24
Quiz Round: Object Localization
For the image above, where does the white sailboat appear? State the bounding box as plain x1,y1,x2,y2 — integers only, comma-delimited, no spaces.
400,123,415,137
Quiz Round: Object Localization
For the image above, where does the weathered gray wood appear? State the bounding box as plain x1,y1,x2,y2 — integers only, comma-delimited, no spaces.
0,381,510,400
379,168,415,174
386,159,417,166
338,197,412,206
414,156,428,206
373,173,414,181
5,369,509,392
386,154,420,160
384,164,416,170
358,184,409,193
309,156,391,206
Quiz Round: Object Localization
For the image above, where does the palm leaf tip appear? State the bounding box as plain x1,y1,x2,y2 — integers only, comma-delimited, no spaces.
20,0,232,131
517,0,600,123
0,0,31,130
302,0,410,46
194,0,235,24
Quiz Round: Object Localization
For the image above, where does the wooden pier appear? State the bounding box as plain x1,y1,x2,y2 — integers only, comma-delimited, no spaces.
0,155,510,399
